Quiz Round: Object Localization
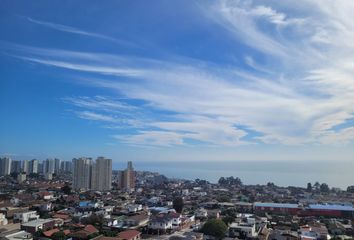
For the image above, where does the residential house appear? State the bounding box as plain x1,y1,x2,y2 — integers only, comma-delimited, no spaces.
118,229,141,240
229,222,258,238
43,228,71,238
194,208,208,219
13,211,39,223
21,219,55,234
126,204,143,213
148,214,173,233
0,230,32,240
124,214,149,228
70,224,99,240
206,209,220,219
38,191,54,200
0,213,8,225
169,212,182,230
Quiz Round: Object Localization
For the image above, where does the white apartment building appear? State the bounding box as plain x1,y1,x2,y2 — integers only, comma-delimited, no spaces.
72,157,92,190
14,211,39,223
72,157,112,191
91,157,112,191
229,222,258,238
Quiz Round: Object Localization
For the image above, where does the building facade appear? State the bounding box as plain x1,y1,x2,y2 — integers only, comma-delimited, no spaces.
22,160,29,174
54,158,60,174
61,161,72,172
11,160,21,174
28,159,38,174
91,157,112,191
72,157,92,190
43,159,55,175
118,161,136,191
0,157,12,176
72,157,112,191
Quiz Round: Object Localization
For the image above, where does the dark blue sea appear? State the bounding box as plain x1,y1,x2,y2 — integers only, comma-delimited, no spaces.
113,160,354,189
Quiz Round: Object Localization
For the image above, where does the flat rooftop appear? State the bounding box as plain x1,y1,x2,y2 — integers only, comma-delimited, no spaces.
254,202,299,209
21,218,53,227
308,204,354,211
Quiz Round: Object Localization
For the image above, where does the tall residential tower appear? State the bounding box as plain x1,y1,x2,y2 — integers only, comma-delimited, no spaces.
118,161,136,192
91,157,112,191
72,157,112,191
72,157,92,190
0,157,12,176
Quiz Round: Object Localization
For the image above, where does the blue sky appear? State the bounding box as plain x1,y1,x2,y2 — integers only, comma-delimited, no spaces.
1,0,354,162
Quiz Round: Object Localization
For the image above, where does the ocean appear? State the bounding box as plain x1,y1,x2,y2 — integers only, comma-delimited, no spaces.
113,160,354,190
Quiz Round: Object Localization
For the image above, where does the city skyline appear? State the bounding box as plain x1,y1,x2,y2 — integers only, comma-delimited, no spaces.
1,1,354,164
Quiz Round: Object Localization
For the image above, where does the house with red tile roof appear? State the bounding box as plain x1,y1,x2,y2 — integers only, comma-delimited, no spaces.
118,230,141,240
43,228,60,237
53,213,71,221
43,228,71,237
70,224,99,239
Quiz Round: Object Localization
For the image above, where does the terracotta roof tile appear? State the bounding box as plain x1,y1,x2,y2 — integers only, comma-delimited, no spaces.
84,224,99,234
43,228,59,237
118,230,141,240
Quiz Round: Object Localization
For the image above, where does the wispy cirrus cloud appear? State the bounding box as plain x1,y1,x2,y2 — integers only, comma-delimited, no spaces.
26,17,137,47
63,96,136,112
17,56,142,77
76,111,117,122
64,96,148,129
3,0,354,147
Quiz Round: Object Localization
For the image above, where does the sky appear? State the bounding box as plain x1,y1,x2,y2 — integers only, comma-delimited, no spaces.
1,0,354,163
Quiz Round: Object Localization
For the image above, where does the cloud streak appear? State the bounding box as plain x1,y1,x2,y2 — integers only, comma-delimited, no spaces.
4,1,354,147
26,17,138,47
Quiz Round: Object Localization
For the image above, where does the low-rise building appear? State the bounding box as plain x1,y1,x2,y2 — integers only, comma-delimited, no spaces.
0,213,8,226
118,229,141,240
254,202,300,215
229,222,258,238
70,224,99,240
300,224,330,240
194,208,208,219
0,230,32,240
124,214,149,228
126,204,143,213
13,211,39,223
148,215,173,233
17,173,26,183
21,219,55,234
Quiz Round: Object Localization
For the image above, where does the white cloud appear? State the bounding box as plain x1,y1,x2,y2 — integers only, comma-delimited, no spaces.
26,17,137,47
5,0,354,147
17,56,142,77
114,131,185,147
319,127,354,145
76,111,117,122
63,96,137,112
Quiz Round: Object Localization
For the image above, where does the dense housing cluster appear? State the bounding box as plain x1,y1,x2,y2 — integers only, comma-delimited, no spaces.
1,157,354,240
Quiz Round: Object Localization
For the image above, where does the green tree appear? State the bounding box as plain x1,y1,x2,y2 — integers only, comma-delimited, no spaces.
52,231,66,240
320,183,330,193
201,219,227,239
217,195,231,203
102,230,117,237
347,186,354,193
314,182,320,191
173,197,184,213
307,182,312,192
218,177,226,185
267,182,275,188
33,229,43,238
222,216,234,225
218,176,242,186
